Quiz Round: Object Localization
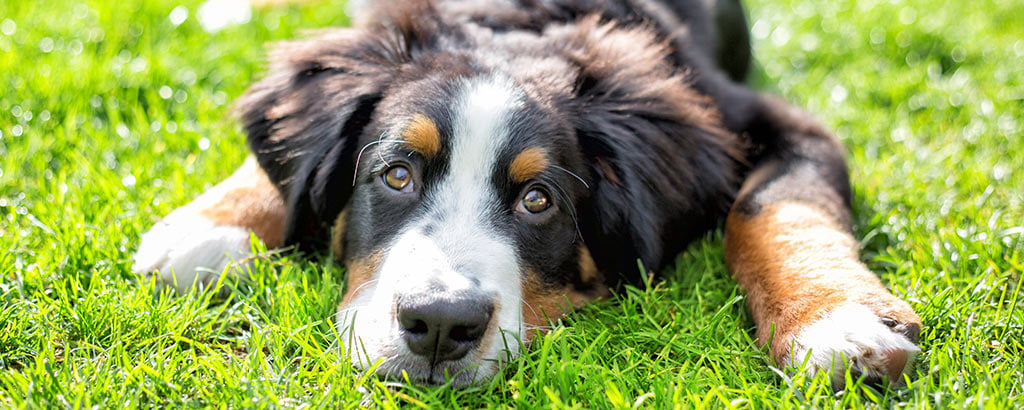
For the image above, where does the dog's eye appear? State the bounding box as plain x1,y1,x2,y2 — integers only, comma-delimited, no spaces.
383,165,413,191
520,188,551,213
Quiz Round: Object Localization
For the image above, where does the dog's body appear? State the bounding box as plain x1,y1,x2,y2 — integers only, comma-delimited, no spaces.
134,0,922,388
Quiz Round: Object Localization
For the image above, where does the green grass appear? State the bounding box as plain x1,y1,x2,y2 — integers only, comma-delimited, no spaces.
1,0,1022,407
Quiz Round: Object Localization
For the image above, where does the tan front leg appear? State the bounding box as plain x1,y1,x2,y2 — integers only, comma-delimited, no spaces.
726,200,922,389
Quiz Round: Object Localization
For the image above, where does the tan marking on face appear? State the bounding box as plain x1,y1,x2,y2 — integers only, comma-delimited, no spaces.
331,209,348,261
578,246,600,285
509,147,549,183
341,251,384,306
575,246,611,302
520,268,606,344
402,114,441,157
199,157,287,247
724,201,921,364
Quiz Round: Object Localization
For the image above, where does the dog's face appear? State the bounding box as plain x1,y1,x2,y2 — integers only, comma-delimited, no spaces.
334,73,603,384
238,13,738,384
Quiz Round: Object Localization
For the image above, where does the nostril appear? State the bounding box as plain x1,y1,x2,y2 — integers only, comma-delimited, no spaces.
397,310,426,333
404,319,429,335
449,323,485,343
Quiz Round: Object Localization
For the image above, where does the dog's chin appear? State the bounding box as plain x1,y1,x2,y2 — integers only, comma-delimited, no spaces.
340,339,505,386
372,355,501,386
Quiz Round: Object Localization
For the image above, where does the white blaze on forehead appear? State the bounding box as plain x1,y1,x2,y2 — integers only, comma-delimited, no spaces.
446,75,524,208
418,74,526,290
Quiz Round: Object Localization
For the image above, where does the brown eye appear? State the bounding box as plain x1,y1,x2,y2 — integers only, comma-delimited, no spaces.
521,188,551,213
383,165,413,191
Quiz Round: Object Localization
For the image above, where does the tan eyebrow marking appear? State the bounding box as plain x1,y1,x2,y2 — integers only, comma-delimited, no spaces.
509,147,549,183
401,114,441,157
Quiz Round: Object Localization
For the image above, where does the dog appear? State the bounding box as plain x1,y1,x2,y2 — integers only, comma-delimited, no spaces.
133,0,923,389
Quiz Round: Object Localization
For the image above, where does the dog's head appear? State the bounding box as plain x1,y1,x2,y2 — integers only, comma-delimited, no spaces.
237,6,737,385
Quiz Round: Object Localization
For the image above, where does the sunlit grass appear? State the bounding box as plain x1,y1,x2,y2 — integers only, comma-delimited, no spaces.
1,0,1022,407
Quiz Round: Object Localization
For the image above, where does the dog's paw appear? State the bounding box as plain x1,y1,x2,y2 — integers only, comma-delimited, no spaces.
133,213,252,294
786,302,921,390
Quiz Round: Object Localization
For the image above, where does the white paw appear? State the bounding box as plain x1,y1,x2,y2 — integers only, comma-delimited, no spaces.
133,213,253,294
787,303,919,389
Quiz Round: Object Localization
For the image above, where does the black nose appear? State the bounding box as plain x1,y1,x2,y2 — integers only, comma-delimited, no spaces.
397,295,494,362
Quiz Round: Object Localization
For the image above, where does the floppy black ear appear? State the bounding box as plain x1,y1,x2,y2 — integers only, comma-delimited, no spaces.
559,19,743,282
236,28,406,247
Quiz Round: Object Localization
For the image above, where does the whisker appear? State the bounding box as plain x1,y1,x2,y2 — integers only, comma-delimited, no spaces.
521,297,539,319
377,133,391,168
550,165,590,189
331,280,380,324
344,279,379,302
548,180,583,241
352,138,406,186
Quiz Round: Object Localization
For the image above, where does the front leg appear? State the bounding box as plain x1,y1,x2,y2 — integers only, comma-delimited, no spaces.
725,98,922,389
133,156,286,293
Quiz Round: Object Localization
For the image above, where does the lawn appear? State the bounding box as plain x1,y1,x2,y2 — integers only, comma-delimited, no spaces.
1,0,1021,407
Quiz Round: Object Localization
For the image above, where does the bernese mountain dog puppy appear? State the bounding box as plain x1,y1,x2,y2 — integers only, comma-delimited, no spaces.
133,0,922,389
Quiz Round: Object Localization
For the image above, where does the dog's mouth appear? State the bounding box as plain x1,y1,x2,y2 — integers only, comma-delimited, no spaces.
335,298,522,386
373,352,507,386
